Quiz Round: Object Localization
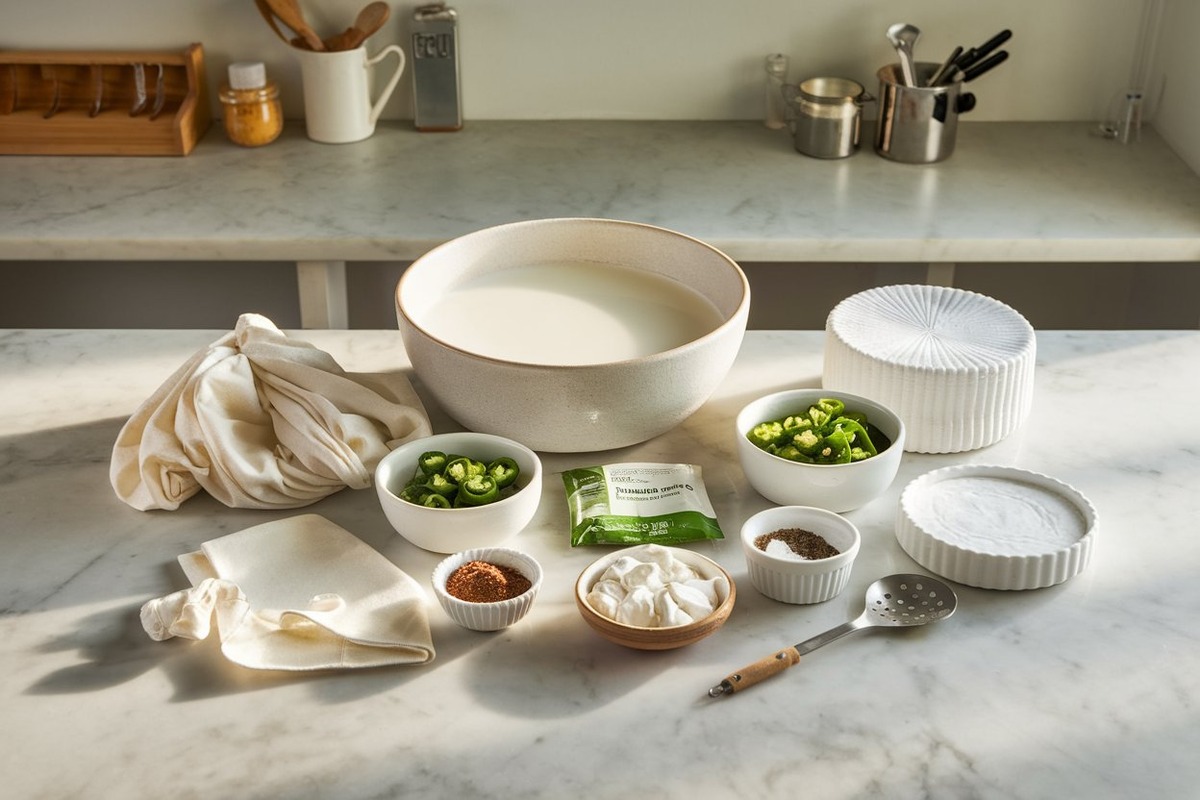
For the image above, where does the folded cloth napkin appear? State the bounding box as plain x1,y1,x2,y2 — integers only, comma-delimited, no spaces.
141,514,436,670
111,313,431,510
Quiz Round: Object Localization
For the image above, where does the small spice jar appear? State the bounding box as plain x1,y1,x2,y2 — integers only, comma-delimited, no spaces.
219,61,282,147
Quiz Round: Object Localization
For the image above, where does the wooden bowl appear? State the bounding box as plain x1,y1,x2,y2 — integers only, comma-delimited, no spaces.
574,545,736,650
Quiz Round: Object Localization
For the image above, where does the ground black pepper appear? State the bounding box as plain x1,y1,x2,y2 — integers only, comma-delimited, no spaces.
754,528,840,560
446,560,532,603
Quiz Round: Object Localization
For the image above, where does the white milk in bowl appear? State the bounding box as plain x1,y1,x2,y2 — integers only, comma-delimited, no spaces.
424,262,725,366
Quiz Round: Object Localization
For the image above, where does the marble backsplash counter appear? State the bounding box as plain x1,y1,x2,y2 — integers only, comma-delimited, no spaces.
2,329,1198,798
4,121,1199,265
5,120,1200,328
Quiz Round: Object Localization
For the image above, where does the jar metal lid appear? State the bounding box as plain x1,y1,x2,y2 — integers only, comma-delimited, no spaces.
228,61,268,90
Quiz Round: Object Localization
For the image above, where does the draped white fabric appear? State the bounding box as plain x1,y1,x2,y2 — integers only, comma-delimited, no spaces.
110,313,430,510
140,515,436,670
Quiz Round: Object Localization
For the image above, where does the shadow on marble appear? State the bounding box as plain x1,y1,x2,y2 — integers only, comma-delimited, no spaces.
453,605,667,719
160,639,425,705
26,601,169,696
0,414,123,483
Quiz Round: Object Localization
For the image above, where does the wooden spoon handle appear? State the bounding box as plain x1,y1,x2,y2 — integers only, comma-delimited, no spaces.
323,27,361,52
254,0,293,46
265,0,326,51
709,647,802,696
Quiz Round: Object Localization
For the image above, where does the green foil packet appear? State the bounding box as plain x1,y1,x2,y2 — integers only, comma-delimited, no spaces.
562,463,725,547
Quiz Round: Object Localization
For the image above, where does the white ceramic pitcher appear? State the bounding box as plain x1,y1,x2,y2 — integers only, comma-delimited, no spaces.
296,44,406,144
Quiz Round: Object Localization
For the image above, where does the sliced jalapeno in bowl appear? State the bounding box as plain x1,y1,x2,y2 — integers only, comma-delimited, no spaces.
487,457,520,489
746,398,889,465
395,449,522,509
734,389,906,513
459,475,500,506
418,450,448,476
375,431,544,553
425,472,459,498
422,493,452,508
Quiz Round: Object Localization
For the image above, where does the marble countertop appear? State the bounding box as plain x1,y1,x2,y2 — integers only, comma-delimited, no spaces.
2,328,1198,799
3,121,1200,264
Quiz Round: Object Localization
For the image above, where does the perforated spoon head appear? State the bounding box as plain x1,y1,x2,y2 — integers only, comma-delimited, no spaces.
886,23,921,86
862,573,957,627
887,23,921,48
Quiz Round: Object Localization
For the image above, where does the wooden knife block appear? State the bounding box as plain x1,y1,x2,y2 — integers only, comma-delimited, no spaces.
0,44,211,156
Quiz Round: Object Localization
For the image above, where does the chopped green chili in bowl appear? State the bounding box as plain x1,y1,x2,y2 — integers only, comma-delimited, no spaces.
399,451,523,508
746,398,893,465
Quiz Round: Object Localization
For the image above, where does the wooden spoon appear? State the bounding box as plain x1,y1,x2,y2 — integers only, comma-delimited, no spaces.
253,0,293,46
324,1,391,51
263,0,326,51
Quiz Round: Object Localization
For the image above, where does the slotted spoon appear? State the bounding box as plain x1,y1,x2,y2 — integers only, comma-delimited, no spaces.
708,573,957,698
886,23,921,87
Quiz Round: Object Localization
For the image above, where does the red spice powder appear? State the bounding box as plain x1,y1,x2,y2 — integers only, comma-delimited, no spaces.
446,560,531,603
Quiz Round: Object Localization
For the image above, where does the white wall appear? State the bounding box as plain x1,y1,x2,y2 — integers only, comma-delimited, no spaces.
1153,0,1200,173
1,0,1166,125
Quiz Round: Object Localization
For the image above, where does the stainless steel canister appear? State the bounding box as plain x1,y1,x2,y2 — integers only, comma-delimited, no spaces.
874,62,975,164
412,3,462,131
782,77,871,159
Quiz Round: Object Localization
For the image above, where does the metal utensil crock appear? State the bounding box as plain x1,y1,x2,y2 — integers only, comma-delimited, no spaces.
874,62,975,164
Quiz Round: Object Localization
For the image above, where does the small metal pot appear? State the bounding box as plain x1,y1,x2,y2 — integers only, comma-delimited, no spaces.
782,77,873,159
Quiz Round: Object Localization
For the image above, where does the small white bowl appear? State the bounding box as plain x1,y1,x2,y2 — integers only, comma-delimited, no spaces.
735,388,905,512
740,506,861,604
375,431,542,554
431,547,543,631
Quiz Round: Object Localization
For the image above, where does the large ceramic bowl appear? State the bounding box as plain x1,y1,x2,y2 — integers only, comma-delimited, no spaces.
375,431,543,554
395,218,750,452
735,388,905,512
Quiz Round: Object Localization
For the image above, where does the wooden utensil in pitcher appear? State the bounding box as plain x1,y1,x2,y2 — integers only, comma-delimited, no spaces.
324,2,391,51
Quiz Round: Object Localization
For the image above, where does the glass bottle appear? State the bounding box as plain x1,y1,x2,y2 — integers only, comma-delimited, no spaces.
764,54,789,130
219,62,282,147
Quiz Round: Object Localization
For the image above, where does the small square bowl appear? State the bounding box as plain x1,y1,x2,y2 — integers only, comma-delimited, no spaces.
735,388,905,512
574,544,736,650
431,547,543,631
741,506,861,604
375,431,543,554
